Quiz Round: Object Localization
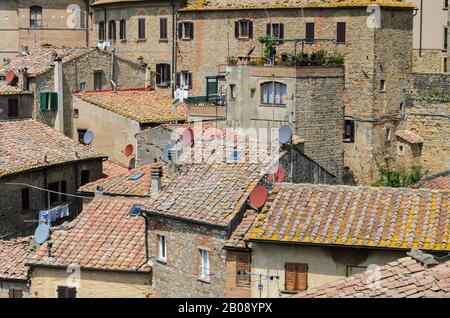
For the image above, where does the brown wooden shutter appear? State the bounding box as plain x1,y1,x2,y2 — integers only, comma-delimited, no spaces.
68,287,77,298
178,22,183,39
306,22,315,43
248,21,253,38
235,21,239,38
15,289,23,298
285,263,308,291
279,23,284,39
8,289,14,298
189,22,194,39
155,64,162,85
175,72,180,88
188,72,193,89
285,263,296,291
297,263,308,291
337,22,346,43
236,253,251,286
266,23,271,36
57,286,66,298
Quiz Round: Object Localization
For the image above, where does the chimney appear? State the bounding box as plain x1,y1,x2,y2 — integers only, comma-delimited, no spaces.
151,163,163,196
54,56,64,133
18,67,29,91
145,65,152,88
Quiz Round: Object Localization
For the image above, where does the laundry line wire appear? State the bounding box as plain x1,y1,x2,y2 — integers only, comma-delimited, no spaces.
5,182,94,200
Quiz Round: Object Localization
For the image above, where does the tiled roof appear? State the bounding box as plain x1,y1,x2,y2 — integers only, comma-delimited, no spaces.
144,163,267,227
412,171,450,191
30,196,150,272
0,237,34,281
182,0,415,11
225,211,258,249
0,120,105,178
396,130,424,144
74,89,187,124
102,160,129,178
79,164,171,197
247,183,450,251
295,256,450,298
0,46,94,77
0,81,31,95
189,105,226,118
91,0,147,5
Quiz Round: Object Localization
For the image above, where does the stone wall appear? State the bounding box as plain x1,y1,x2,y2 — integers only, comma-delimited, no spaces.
0,94,33,120
30,267,153,298
0,159,103,238
413,49,448,74
0,280,30,298
147,215,228,297
31,49,146,138
224,250,251,298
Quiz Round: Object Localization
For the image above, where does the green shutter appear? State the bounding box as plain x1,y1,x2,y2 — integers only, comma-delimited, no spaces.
40,92,48,111
50,92,58,111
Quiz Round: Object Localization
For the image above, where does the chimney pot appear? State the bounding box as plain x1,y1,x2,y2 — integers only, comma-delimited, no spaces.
151,163,163,196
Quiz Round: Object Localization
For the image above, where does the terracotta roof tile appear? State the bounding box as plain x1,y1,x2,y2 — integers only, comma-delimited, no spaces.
145,163,267,227
79,164,172,197
189,105,226,118
74,89,187,124
0,120,105,178
182,0,415,11
0,81,31,95
247,183,450,251
225,211,258,249
412,171,450,190
0,237,35,281
396,130,424,144
31,196,149,272
102,160,129,177
295,257,450,298
0,45,94,77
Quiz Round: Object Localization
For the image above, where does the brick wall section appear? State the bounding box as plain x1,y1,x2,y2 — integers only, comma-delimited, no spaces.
0,159,103,238
224,250,251,298
147,215,228,298
30,49,146,137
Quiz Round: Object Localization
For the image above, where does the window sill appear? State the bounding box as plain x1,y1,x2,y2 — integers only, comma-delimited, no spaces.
343,139,354,144
159,39,169,43
198,277,210,284
259,103,286,108
156,259,167,265
137,39,147,42
237,37,250,40
181,37,192,41
119,38,127,42
157,83,170,88
280,290,301,295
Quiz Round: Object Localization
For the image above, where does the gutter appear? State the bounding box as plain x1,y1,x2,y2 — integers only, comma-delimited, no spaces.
143,209,228,230
26,262,152,274
171,0,177,97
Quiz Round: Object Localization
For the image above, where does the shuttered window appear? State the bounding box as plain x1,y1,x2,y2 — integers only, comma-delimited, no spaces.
235,20,253,39
267,23,284,39
8,98,19,117
21,188,30,211
40,92,58,111
236,253,251,287
57,286,77,298
337,22,346,43
119,19,126,40
160,18,168,40
305,22,315,43
138,18,146,40
285,263,308,291
108,20,116,41
178,22,194,40
200,249,210,279
156,63,171,85
99,21,105,41
30,6,42,28
8,289,23,298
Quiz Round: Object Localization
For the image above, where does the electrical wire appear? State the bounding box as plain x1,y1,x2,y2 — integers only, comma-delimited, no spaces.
5,182,94,200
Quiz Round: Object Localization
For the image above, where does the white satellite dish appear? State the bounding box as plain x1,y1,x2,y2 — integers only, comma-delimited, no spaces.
35,223,50,244
279,125,292,144
83,130,94,145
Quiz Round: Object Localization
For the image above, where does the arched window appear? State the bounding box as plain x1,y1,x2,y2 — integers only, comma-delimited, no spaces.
108,20,116,41
30,6,42,28
99,21,105,41
260,82,287,105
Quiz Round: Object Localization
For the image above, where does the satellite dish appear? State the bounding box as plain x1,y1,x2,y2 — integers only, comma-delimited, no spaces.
124,144,134,157
279,125,292,144
83,130,94,145
35,223,50,244
180,127,194,146
249,185,269,209
269,166,286,184
5,70,17,85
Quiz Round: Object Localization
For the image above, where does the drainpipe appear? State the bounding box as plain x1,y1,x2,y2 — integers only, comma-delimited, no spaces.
419,0,423,57
171,0,176,97
54,57,64,134
140,211,149,264
85,0,89,47
110,48,117,91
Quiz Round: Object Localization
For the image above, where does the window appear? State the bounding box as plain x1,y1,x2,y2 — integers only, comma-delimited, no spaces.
380,79,386,92
267,23,284,39
398,144,404,156
337,22,346,43
8,98,19,117
8,289,23,298
444,0,449,9
236,253,251,287
99,21,105,41
119,19,126,40
77,129,87,144
444,26,448,50
21,188,30,211
57,286,77,298
30,6,42,28
176,71,192,89
79,10,86,29
156,63,171,86
305,22,315,43
80,170,90,186
386,127,392,141
157,235,167,262
48,182,60,206
179,22,194,40
229,84,236,100
138,18,146,40
200,249,210,280
285,263,308,292
79,82,86,92
160,18,168,40
235,20,253,39
94,71,103,91
40,92,58,111
344,119,355,143
260,82,287,105
73,109,79,118
108,20,116,41
61,180,67,202
444,57,448,73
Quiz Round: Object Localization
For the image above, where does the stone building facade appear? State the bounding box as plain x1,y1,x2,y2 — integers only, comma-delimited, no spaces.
0,0,90,62
0,92,33,121
176,3,414,185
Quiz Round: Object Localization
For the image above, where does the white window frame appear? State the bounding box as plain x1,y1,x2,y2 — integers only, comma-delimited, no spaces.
260,82,287,105
229,84,236,100
269,23,281,39
180,71,190,89
238,20,250,38
157,235,166,262
181,22,192,40
200,249,210,279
